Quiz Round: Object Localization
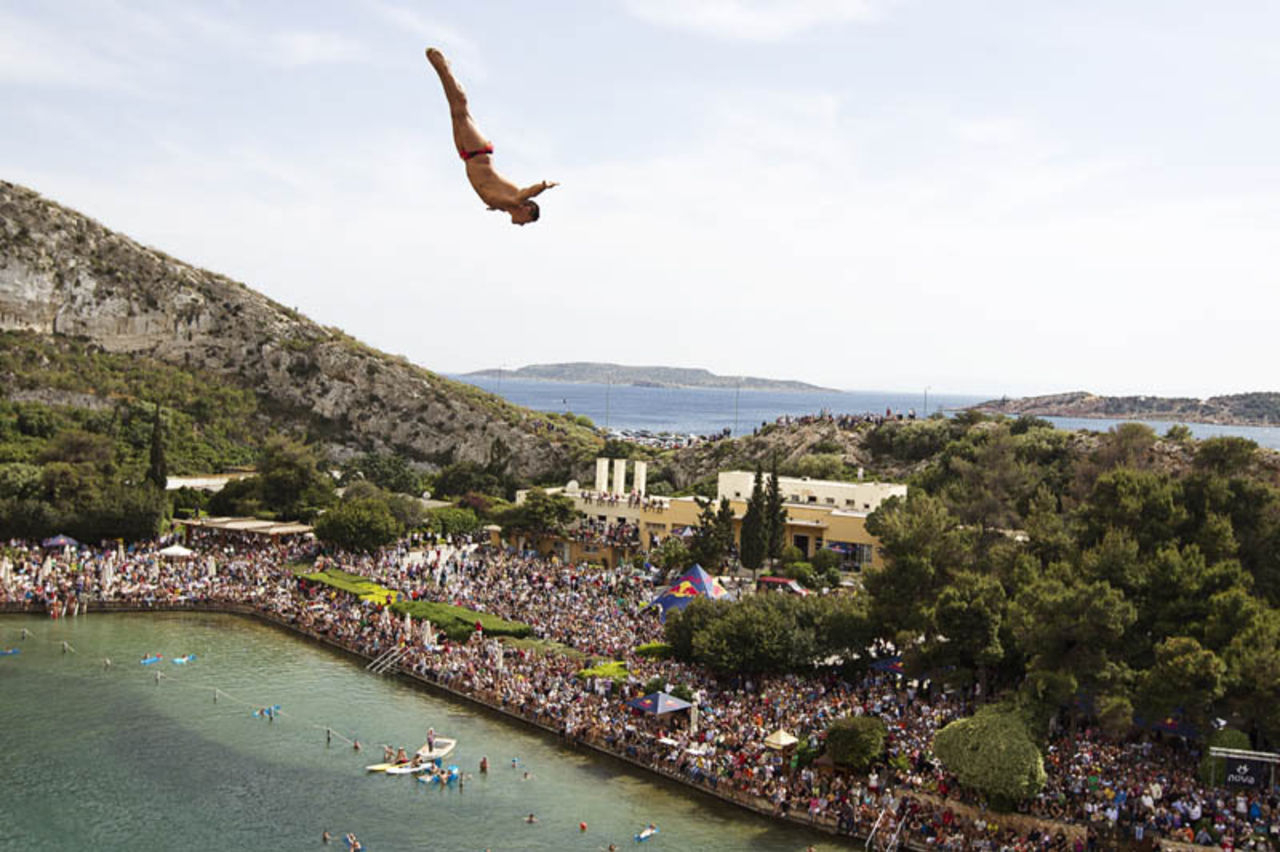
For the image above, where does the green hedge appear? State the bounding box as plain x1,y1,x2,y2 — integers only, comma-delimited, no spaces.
390,599,533,642
577,660,629,684
296,568,399,605
635,642,673,659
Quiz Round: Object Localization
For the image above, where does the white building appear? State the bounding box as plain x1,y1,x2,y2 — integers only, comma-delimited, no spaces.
716,471,906,514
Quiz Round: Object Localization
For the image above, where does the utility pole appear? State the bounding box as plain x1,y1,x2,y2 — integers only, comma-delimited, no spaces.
733,377,741,437
605,373,612,431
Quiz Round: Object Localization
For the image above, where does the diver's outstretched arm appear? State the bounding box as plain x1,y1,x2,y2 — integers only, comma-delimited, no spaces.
516,181,559,203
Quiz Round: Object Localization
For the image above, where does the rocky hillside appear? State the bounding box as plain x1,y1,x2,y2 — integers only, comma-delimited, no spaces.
0,181,599,478
972,391,1280,427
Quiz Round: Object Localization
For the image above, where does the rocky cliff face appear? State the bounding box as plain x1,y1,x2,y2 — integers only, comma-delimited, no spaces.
0,181,596,478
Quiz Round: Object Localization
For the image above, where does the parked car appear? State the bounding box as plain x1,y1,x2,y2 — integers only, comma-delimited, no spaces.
755,576,810,596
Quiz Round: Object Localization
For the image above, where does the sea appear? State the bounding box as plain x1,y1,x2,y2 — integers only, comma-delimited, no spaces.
457,376,1280,451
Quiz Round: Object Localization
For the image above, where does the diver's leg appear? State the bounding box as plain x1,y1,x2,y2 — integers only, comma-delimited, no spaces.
426,48,490,154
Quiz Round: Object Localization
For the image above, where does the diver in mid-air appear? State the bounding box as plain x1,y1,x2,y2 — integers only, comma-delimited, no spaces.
425,48,557,225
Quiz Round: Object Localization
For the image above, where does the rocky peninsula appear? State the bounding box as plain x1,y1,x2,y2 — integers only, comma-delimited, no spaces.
971,390,1280,427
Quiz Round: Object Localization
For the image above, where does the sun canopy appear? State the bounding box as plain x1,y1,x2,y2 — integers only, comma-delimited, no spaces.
157,544,195,558
627,691,693,715
649,564,731,620
764,729,799,750
41,534,79,549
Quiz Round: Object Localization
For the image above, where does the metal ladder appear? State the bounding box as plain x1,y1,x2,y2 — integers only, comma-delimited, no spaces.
885,810,907,852
865,806,889,851
366,645,406,674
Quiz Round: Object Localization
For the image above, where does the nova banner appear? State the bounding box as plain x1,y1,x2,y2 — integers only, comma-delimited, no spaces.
1224,758,1268,788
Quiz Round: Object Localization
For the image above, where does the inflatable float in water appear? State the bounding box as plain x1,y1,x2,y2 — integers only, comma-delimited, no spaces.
635,825,659,843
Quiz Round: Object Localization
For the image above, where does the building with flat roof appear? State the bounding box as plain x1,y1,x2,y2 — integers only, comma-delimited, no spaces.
716,471,906,514
514,460,905,571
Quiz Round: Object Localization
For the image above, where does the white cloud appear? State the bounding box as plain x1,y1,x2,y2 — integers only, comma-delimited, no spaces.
0,9,132,90
269,31,370,67
364,1,486,78
623,0,888,41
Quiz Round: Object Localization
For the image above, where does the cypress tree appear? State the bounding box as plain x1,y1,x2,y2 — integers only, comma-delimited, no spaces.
764,455,787,564
740,464,766,578
146,402,167,490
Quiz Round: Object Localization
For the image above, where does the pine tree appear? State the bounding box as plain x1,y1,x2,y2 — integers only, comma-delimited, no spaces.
764,455,787,565
740,464,766,578
691,496,736,570
146,402,167,490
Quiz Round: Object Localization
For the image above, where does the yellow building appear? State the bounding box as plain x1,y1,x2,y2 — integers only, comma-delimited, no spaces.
515,462,905,571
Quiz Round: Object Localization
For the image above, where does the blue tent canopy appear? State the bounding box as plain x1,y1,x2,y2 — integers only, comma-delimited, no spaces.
41,534,79,549
627,691,693,715
649,564,731,621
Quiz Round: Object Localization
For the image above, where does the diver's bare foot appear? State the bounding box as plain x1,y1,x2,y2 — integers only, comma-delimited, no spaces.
426,47,445,68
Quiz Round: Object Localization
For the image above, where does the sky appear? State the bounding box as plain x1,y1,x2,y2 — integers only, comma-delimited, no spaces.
2,0,1278,399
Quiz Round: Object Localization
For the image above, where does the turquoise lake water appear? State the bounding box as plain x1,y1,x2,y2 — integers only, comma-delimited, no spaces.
0,613,846,851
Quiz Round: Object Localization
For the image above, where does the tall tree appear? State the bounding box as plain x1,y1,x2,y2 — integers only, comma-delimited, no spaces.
498,487,577,536
1136,636,1225,729
864,491,973,639
764,455,787,564
257,436,337,521
690,496,735,569
739,465,766,578
1008,575,1136,730
146,402,167,490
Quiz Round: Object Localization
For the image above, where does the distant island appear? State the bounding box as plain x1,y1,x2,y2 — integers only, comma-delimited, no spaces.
465,362,836,392
971,391,1280,427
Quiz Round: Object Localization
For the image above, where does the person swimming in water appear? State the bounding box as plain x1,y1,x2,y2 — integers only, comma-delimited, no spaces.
479,755,489,773
424,48,557,226
525,813,538,824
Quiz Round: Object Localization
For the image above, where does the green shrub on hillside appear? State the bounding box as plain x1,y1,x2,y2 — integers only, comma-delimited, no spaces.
933,705,1046,806
825,716,886,771
427,506,481,536
313,498,402,551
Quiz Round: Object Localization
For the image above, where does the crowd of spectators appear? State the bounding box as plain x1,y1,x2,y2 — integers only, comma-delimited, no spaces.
578,490,670,512
566,519,641,548
763,409,917,434
3,535,1277,851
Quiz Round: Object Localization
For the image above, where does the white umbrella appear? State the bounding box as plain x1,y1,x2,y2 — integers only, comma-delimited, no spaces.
158,544,195,558
764,729,799,750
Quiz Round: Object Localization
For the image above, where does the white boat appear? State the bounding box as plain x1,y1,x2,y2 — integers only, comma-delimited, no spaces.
416,737,457,761
384,761,432,775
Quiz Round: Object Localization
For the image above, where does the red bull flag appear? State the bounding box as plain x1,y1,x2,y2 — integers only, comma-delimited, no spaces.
649,564,731,621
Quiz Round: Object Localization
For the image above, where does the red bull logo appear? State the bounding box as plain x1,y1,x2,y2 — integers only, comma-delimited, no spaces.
668,581,700,598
